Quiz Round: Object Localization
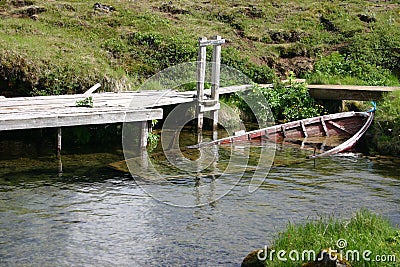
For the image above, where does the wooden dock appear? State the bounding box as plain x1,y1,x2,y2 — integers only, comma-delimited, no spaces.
307,84,399,101
0,85,249,131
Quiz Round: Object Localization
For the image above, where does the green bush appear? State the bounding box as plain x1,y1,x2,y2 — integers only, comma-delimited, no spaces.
264,76,326,122
307,52,399,86
225,74,325,123
372,90,400,156
124,32,198,73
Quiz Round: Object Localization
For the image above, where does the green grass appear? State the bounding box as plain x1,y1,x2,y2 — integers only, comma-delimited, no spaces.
372,90,400,156
0,1,399,96
263,210,399,267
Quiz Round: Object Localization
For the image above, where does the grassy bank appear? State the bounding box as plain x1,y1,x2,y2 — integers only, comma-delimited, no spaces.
248,210,399,267
0,1,399,96
372,91,400,156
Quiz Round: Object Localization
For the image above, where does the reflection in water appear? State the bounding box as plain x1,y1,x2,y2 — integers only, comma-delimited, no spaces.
0,142,399,266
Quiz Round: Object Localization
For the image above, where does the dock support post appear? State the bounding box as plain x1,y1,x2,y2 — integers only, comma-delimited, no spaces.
211,35,222,140
196,37,207,139
57,127,63,174
140,121,148,150
57,127,62,157
196,36,225,142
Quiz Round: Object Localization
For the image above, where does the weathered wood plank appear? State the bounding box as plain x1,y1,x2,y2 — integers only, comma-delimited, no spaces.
307,84,399,101
196,36,208,131
0,85,251,132
0,108,163,131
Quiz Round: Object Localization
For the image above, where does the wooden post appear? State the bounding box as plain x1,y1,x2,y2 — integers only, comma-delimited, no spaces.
211,35,222,138
196,36,225,142
57,127,62,158
196,37,207,134
57,127,63,174
140,121,148,150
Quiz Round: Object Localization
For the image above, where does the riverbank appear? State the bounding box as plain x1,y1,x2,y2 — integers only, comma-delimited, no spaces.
243,210,399,267
372,90,400,156
0,1,399,96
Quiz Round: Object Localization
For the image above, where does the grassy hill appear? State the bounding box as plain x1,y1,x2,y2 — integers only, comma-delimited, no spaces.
0,0,399,96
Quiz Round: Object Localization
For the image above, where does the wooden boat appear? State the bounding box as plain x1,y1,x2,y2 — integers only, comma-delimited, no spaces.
190,110,375,158
308,111,374,158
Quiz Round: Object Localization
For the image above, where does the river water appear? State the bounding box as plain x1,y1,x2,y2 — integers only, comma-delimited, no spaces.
0,138,399,266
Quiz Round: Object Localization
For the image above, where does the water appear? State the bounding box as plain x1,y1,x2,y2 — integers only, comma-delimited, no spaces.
0,142,399,266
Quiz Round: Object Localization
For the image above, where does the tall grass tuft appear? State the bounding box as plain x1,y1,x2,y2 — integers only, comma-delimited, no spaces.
264,210,399,267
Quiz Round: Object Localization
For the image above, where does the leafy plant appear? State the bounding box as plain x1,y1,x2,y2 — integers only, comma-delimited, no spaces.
224,73,325,124
265,74,326,122
147,119,159,151
75,96,93,108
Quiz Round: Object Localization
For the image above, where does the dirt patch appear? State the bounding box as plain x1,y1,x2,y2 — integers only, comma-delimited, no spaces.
158,1,191,15
268,30,305,44
239,6,265,18
11,0,34,7
14,5,45,16
265,56,314,78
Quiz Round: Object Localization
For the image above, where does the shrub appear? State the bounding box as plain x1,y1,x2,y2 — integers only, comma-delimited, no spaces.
372,90,400,156
307,52,399,86
225,73,325,123
263,74,326,122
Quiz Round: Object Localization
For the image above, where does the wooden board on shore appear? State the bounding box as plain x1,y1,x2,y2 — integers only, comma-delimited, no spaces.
307,84,399,101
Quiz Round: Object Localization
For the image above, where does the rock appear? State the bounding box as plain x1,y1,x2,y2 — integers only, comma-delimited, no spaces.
241,249,266,267
357,14,376,23
319,16,339,32
93,3,116,13
12,5,46,18
302,248,352,267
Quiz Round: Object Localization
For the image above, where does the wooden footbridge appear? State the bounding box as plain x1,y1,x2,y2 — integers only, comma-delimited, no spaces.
0,83,249,144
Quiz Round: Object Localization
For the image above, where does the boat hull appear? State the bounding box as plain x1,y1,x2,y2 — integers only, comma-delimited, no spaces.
204,111,369,146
